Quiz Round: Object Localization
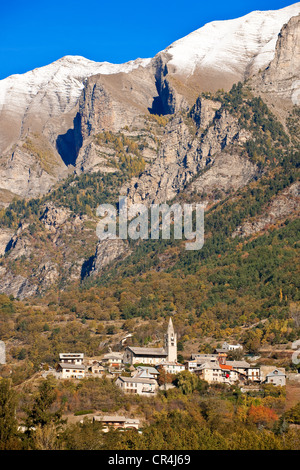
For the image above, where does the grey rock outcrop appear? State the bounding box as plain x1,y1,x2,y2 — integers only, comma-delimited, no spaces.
232,182,300,238
259,13,300,104
123,101,253,205
0,228,14,256
88,238,130,276
190,153,257,197
40,203,72,232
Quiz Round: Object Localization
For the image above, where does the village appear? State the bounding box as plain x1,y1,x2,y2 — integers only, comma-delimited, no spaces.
1,317,299,438
47,318,288,398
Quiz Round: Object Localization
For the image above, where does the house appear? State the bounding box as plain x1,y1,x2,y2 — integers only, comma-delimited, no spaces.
226,360,261,383
135,366,160,379
265,369,286,386
246,366,261,383
221,342,243,351
123,318,177,365
56,362,85,379
184,357,218,372
260,366,286,385
195,361,239,385
116,368,159,396
215,342,243,354
115,374,158,396
158,361,185,375
59,353,84,365
101,352,123,369
88,363,105,375
186,354,223,373
93,415,140,432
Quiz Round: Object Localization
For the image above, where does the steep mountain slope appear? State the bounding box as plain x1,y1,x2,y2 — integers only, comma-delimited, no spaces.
0,56,151,204
161,3,300,84
258,12,300,105
0,4,299,302
0,3,299,206
0,55,151,154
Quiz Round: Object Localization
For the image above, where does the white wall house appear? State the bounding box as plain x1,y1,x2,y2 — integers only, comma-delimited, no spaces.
221,342,243,351
265,369,286,386
115,374,158,396
101,352,123,369
260,366,286,385
93,415,140,432
56,362,86,379
59,353,84,365
186,356,219,373
195,362,239,385
88,363,105,375
158,361,185,375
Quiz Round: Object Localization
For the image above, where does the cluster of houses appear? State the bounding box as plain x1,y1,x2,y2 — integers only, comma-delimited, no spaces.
53,318,286,396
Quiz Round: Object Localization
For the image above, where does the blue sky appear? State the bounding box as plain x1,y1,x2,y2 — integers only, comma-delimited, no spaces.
0,1,297,79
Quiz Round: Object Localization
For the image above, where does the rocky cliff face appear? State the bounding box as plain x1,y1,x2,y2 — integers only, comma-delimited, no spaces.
88,239,131,276
122,100,253,205
232,182,300,238
0,202,98,298
263,15,300,105
259,13,300,105
0,57,151,204
0,4,299,206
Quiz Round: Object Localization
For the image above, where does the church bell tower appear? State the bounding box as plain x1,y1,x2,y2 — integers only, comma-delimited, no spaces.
164,317,177,362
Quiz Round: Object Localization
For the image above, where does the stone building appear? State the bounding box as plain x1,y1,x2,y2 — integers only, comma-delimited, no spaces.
265,369,286,386
123,318,177,365
115,369,158,396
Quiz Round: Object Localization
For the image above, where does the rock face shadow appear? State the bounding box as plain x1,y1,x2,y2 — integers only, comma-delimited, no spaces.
80,254,95,279
148,95,166,115
56,112,83,166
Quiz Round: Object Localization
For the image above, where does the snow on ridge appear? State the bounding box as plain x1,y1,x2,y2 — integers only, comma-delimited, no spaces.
0,55,151,112
164,2,300,75
1,3,300,113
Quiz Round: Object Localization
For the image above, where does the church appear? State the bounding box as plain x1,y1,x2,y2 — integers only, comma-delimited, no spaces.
123,318,177,365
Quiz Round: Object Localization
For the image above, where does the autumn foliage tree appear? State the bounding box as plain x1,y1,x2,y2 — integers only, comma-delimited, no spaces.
248,404,278,428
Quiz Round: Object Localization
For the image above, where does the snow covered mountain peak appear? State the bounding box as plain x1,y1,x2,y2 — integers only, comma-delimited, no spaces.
0,3,299,158
0,54,151,114
163,2,300,77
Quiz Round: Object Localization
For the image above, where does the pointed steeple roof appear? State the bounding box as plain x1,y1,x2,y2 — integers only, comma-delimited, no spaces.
167,317,174,332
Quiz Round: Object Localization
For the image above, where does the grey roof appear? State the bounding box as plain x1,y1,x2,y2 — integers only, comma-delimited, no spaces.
266,369,286,377
191,354,218,359
126,346,167,357
103,352,123,360
93,415,140,424
226,361,251,368
136,366,159,374
94,415,126,423
197,361,222,370
117,375,157,385
57,363,85,370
